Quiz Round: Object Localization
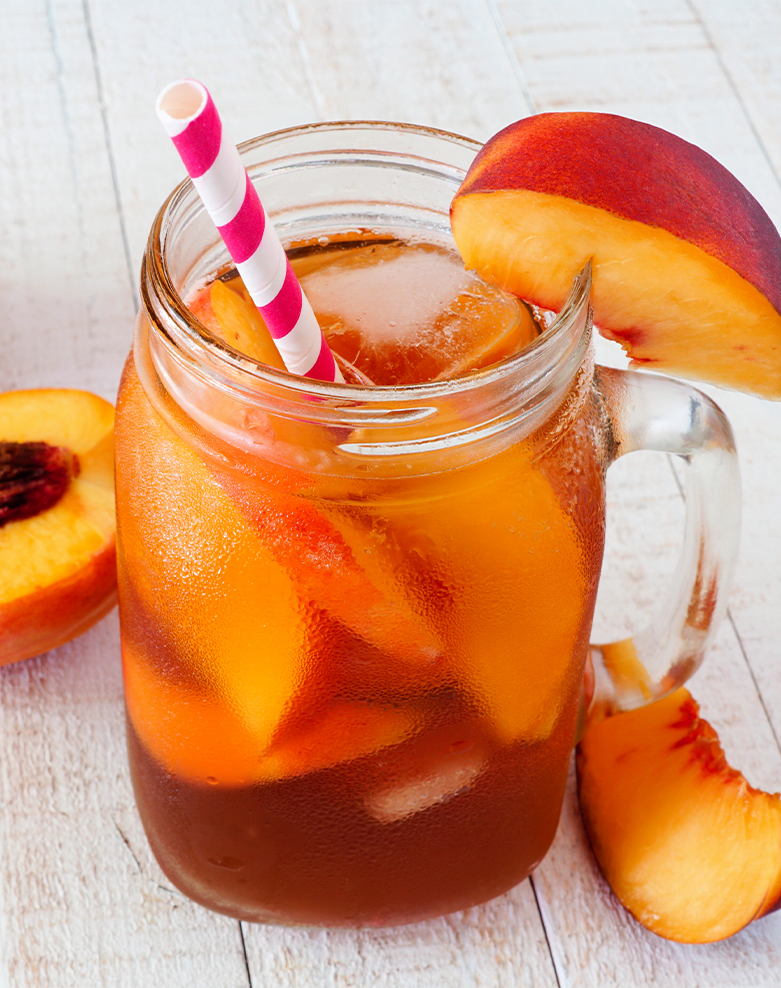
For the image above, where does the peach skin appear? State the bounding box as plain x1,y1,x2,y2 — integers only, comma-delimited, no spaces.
0,389,117,664
451,112,781,397
577,688,781,943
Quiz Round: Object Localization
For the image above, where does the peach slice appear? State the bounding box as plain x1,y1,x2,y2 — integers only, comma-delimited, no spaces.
577,687,781,942
208,278,286,369
115,360,304,746
0,389,116,664
217,471,443,670
451,113,781,397
124,636,415,787
372,443,591,744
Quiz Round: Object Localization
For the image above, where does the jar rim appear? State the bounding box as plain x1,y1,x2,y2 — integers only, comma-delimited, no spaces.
142,119,592,412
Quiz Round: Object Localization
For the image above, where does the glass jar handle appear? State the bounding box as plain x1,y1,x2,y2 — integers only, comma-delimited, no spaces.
586,365,741,721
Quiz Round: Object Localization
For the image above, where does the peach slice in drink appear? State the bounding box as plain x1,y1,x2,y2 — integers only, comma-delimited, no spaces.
123,638,262,787
116,361,305,747
124,635,416,787
337,443,590,745
261,701,417,782
117,360,442,746
208,279,287,369
214,461,443,670
407,447,590,741
436,455,588,743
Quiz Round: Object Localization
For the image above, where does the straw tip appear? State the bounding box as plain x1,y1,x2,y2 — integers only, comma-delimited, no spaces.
156,79,209,132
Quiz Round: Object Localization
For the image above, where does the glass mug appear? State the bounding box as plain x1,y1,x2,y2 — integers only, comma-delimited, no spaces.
114,122,740,928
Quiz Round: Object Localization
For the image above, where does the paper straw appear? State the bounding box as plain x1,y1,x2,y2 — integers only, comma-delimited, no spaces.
156,79,343,383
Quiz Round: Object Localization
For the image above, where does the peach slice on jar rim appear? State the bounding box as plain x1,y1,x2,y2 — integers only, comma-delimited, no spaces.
451,112,781,398
0,388,117,664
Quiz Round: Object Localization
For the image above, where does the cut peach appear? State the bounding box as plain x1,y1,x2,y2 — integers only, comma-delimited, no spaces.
0,389,117,664
371,444,591,743
115,361,304,746
124,635,415,787
209,278,286,369
451,113,781,397
577,687,781,942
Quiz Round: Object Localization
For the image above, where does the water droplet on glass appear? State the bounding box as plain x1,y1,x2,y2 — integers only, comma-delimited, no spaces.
207,856,244,871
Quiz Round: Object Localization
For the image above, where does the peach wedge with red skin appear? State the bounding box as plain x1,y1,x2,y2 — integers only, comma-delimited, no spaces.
0,389,117,664
576,687,781,943
451,112,781,397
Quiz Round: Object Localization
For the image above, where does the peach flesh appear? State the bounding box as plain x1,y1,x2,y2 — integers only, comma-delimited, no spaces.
451,112,781,397
0,389,117,665
576,688,781,943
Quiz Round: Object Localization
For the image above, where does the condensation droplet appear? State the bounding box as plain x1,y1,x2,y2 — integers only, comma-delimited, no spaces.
207,856,245,871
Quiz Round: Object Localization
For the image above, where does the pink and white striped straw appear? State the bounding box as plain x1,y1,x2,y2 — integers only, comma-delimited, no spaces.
156,79,343,383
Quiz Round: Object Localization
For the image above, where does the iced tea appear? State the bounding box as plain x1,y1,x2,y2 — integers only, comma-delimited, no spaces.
116,231,605,926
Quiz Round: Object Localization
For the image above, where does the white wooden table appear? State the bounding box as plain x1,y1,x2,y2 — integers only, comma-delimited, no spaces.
2,2,780,985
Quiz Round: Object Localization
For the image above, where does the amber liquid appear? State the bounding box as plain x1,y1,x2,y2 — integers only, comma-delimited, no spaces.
127,703,575,926
116,237,606,926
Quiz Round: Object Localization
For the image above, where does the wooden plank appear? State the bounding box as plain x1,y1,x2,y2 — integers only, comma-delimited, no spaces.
290,0,533,139
690,0,781,183
696,384,781,751
0,0,133,401
687,0,781,747
242,884,558,988
85,0,319,274
494,0,781,225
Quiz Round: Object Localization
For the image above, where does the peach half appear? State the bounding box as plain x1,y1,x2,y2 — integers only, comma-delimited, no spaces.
0,389,117,664
451,113,781,397
577,687,781,943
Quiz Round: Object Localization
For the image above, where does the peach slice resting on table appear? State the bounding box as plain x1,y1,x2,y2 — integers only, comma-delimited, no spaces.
450,112,781,397
0,389,117,664
577,688,781,943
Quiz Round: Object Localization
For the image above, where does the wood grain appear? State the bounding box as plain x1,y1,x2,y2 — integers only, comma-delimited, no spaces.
0,1,779,985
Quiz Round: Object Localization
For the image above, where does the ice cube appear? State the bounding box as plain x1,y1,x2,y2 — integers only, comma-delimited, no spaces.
299,243,537,386
365,739,486,824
